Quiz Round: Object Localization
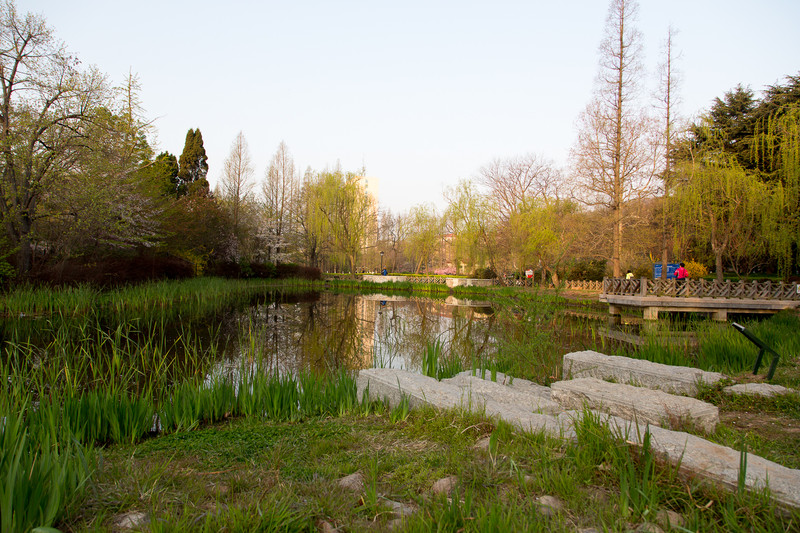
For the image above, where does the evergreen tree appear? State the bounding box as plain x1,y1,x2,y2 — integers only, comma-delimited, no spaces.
690,85,757,170
177,128,209,196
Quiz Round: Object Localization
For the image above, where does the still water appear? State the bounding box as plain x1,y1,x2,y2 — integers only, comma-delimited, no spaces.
210,291,500,377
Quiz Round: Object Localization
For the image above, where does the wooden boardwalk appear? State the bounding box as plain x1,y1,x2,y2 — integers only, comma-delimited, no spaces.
600,278,800,321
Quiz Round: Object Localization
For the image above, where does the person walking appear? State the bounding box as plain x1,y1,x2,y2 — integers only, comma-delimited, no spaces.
675,262,687,281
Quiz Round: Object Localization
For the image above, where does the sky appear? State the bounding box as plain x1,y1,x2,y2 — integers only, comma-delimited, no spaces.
18,0,800,214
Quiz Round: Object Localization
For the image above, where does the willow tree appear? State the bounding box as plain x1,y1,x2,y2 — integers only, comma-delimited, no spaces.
674,150,765,281
509,199,579,286
753,104,800,278
303,169,375,275
444,179,497,275
404,203,443,274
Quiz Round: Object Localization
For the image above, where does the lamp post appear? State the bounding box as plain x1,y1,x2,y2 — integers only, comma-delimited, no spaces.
380,251,384,274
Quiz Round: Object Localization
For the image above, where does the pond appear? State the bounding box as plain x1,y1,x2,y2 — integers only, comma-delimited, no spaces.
209,291,501,378
12,282,761,396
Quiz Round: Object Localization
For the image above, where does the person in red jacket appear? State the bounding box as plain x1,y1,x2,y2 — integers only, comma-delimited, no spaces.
675,262,687,281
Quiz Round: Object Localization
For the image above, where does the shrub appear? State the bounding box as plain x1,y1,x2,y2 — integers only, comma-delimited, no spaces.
471,266,497,279
685,259,709,279
565,258,607,281
275,263,322,280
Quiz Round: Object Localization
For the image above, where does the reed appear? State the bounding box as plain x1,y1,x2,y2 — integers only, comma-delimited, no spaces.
0,402,95,533
620,312,800,379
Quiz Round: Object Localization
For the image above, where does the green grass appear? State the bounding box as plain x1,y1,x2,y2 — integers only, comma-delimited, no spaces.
54,406,800,532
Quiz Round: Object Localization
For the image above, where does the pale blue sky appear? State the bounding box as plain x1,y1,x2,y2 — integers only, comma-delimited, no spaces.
19,0,800,213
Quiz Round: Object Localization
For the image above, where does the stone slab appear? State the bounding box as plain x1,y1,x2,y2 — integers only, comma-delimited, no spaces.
724,383,795,398
565,411,800,510
357,368,570,438
551,377,719,433
563,350,725,396
445,278,494,288
362,275,410,283
447,371,553,403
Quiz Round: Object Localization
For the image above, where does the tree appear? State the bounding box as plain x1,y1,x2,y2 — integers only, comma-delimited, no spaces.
444,179,497,275
177,128,208,196
570,0,657,277
0,1,107,273
262,141,297,263
219,131,255,257
478,154,562,219
655,26,681,278
404,203,443,274
508,199,581,286
302,168,375,275
674,147,766,281
41,99,165,256
141,151,179,197
753,102,800,277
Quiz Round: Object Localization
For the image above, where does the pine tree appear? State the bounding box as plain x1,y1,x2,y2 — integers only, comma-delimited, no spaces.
177,128,209,196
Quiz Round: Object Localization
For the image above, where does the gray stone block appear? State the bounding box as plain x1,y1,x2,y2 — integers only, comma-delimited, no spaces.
442,373,560,414
357,368,571,439
563,350,725,396
724,383,795,398
570,411,800,510
357,368,462,411
452,370,552,400
551,377,719,432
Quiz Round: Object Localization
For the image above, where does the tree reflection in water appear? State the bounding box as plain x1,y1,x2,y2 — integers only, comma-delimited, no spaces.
212,292,498,377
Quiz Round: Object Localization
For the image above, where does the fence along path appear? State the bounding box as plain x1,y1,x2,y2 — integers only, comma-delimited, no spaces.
603,278,800,300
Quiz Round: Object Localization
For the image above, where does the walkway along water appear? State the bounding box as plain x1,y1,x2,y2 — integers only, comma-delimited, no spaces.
357,350,800,509
600,278,800,322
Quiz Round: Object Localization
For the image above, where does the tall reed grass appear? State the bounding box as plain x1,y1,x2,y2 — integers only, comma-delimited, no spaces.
602,312,800,380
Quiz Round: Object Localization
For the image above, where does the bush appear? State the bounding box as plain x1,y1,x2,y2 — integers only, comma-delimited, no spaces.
26,252,195,287
471,266,497,279
275,263,322,280
565,258,607,281
685,259,709,279
206,260,278,279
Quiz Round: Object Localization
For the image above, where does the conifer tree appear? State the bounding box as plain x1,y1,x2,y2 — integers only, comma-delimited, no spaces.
177,128,209,196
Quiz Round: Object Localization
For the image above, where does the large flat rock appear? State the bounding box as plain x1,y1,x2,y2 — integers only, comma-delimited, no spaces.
357,368,570,438
563,350,725,396
566,411,800,510
551,377,719,432
443,373,558,413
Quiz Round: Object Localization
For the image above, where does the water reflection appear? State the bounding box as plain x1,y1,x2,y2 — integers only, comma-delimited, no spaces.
213,292,498,377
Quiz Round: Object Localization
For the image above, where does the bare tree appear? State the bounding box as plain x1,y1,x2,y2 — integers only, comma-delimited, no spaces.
570,0,657,277
220,131,254,235
262,141,297,262
0,1,107,273
478,154,562,220
655,26,681,278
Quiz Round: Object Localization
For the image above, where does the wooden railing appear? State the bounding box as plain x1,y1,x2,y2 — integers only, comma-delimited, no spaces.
602,278,800,300
564,280,604,291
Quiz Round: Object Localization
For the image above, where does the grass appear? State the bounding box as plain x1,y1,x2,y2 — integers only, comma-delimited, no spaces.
53,406,800,532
